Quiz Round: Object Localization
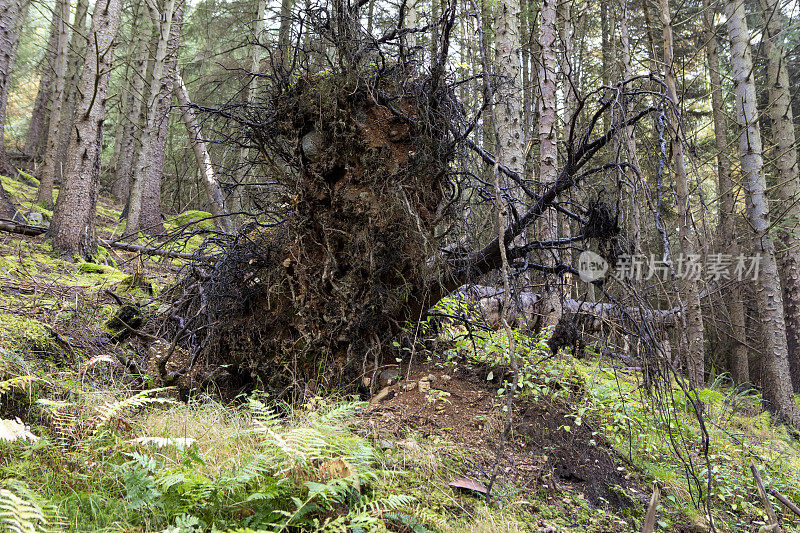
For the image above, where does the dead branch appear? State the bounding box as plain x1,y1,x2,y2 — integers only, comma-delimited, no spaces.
0,219,207,260
770,489,800,520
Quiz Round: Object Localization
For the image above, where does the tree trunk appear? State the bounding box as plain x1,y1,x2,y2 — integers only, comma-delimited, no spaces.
536,0,562,326
0,0,31,175
175,74,232,233
659,0,705,387
726,0,800,426
35,0,69,208
126,0,178,236
137,1,183,235
24,6,61,158
232,0,268,225
111,1,151,201
759,0,800,392
49,0,125,257
54,0,88,185
704,0,748,384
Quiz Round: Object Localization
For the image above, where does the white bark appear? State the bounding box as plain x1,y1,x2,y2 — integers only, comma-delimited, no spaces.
176,74,232,233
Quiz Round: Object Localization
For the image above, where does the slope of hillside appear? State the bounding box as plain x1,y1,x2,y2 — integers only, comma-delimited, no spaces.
1,173,800,532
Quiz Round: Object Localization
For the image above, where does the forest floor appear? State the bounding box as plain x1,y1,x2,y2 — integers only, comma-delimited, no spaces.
1,173,800,532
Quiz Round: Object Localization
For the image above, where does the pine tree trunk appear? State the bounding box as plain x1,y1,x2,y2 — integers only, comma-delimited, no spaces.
54,0,88,184
536,0,562,326
126,0,178,236
136,1,183,235
759,0,800,392
50,0,124,257
35,0,69,208
704,0,748,384
176,74,232,233
24,8,61,158
659,0,705,387
111,3,151,202
0,0,31,175
232,0,268,225
726,0,800,426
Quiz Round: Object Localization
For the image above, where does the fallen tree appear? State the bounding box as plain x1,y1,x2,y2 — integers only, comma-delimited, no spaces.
152,4,667,398
462,285,679,329
0,219,204,260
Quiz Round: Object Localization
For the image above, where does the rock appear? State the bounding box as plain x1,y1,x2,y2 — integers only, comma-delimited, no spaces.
25,212,48,228
301,130,325,162
418,380,431,393
420,374,436,383
369,386,394,405
379,368,400,387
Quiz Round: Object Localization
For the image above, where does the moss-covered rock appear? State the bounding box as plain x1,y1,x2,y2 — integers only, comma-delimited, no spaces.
0,314,62,359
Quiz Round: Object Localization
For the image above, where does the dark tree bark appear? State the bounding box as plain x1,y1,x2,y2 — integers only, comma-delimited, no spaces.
0,0,31,175
24,5,61,158
36,0,70,208
49,0,125,257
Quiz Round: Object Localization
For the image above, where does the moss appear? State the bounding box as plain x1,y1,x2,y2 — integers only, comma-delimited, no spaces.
72,262,129,286
0,314,61,359
168,210,214,229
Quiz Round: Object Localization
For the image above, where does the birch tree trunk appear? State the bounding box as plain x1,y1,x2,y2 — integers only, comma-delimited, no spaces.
659,0,705,387
759,0,800,392
125,0,178,236
0,0,31,175
50,0,125,257
176,75,232,233
726,0,800,426
24,7,61,158
35,0,69,208
704,0,748,384
536,0,562,326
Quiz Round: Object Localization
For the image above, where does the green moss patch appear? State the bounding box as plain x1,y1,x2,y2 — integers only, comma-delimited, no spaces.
0,314,61,358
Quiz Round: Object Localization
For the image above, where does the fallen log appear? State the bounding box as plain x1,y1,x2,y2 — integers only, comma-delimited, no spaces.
0,220,205,261
460,285,678,328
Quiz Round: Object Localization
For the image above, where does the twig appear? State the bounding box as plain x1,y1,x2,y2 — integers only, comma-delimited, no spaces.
751,462,782,533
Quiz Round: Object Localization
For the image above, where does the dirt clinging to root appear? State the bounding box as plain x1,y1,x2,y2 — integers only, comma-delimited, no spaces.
162,71,456,397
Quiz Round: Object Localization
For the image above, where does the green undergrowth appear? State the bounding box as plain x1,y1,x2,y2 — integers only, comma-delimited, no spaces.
434,297,800,532
0,391,454,532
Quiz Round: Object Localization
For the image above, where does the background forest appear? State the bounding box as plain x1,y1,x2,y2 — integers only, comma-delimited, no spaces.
3,0,800,530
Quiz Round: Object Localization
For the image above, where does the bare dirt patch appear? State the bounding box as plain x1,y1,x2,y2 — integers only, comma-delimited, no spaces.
362,363,649,515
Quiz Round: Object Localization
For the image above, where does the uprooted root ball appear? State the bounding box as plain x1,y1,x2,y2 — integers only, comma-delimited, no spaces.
160,70,456,397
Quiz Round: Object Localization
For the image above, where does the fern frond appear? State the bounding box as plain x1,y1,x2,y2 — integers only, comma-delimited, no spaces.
0,479,49,533
91,388,176,433
0,376,38,397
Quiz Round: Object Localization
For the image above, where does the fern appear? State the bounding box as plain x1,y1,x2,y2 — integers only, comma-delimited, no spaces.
0,479,49,533
0,376,38,397
91,387,176,432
